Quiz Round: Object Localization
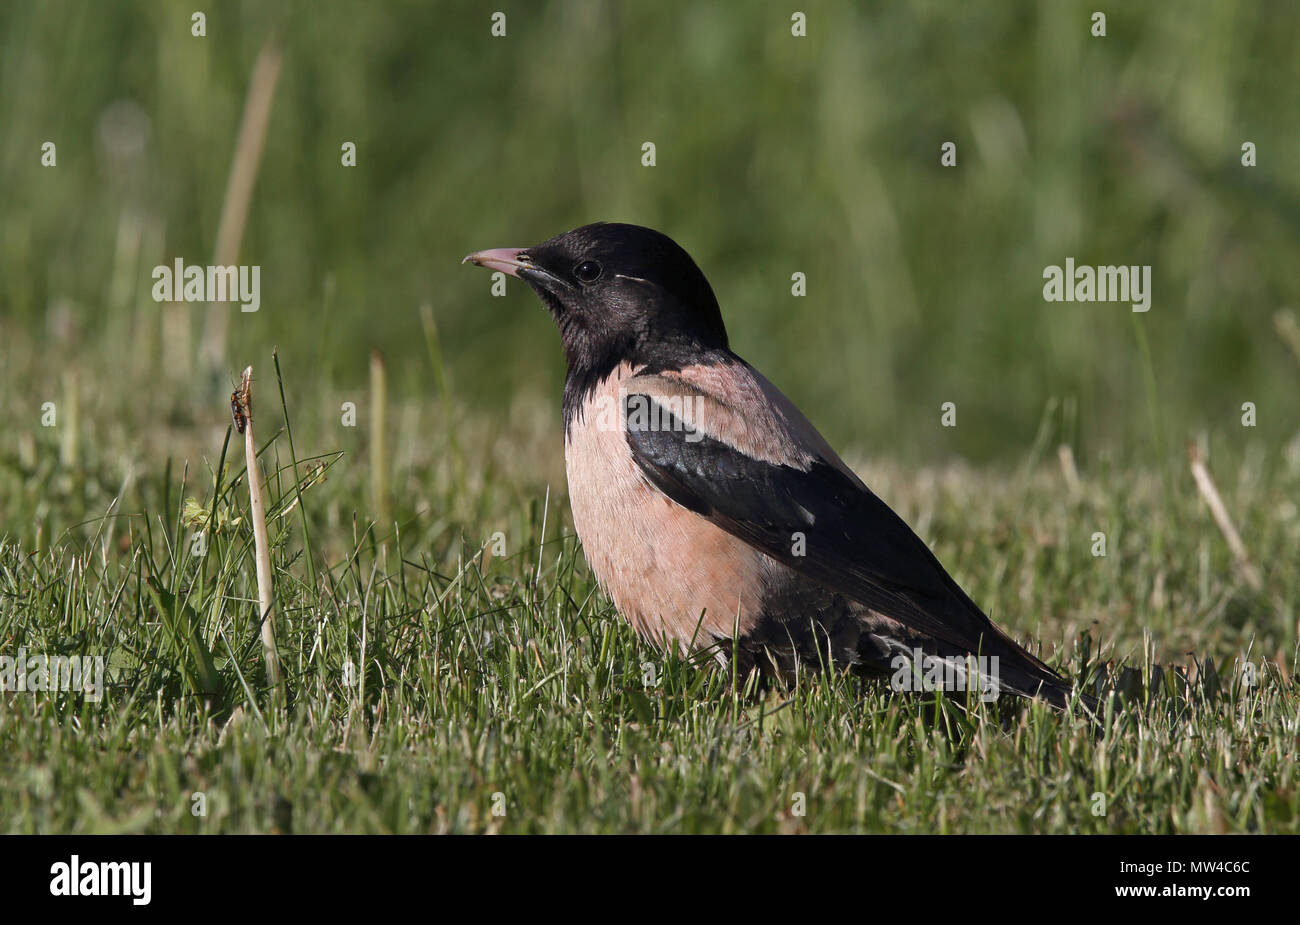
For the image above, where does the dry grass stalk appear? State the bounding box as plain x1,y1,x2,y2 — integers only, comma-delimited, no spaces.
59,369,78,467
1187,442,1263,592
197,41,283,380
234,365,282,691
1056,444,1080,494
370,350,389,525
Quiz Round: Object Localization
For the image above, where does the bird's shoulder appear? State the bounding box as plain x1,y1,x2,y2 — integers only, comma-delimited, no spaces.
625,355,855,476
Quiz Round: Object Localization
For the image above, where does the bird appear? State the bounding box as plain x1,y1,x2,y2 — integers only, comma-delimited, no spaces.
464,222,1088,710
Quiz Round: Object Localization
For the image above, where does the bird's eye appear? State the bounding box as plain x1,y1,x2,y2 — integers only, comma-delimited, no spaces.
573,259,603,283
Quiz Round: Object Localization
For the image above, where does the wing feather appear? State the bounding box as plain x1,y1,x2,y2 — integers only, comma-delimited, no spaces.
622,367,1070,698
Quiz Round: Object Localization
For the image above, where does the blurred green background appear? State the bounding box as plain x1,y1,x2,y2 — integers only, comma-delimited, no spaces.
2,0,1297,464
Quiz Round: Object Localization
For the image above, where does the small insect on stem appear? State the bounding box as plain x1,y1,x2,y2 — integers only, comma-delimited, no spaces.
231,369,254,434
231,390,247,434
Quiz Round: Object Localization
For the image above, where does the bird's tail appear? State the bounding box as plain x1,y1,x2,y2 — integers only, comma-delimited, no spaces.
860,612,1096,714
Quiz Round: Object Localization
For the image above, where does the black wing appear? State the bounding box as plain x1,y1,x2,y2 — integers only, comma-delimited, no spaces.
623,388,1067,694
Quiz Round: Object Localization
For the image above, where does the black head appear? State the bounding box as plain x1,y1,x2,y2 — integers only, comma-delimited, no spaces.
464,222,730,378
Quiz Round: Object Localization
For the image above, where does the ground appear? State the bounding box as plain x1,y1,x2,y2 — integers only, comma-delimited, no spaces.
2,348,1295,834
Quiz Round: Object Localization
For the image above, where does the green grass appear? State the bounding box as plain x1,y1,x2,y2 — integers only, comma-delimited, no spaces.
1,346,1296,834
4,0,1299,460
2,0,1299,835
